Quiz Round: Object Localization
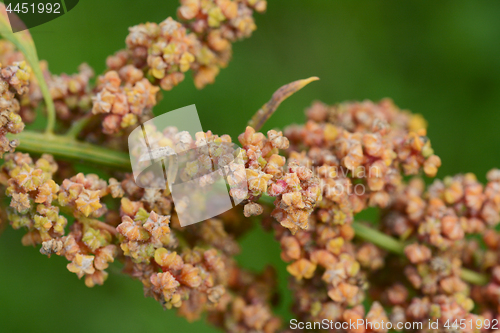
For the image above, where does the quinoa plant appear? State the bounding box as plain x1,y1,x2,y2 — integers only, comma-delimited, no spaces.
1,1,500,332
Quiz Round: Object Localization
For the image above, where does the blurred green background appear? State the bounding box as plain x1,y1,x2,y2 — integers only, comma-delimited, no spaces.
1,0,500,332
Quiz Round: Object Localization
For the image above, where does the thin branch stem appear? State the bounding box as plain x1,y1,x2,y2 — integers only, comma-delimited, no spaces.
351,222,405,255
58,205,117,236
460,268,489,286
351,221,488,285
84,218,118,236
248,77,319,131
65,114,93,139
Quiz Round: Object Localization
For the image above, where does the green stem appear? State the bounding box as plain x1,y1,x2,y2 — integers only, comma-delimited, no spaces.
65,114,92,139
351,222,405,255
351,221,488,285
8,130,131,170
60,0,68,13
460,268,489,286
31,60,56,134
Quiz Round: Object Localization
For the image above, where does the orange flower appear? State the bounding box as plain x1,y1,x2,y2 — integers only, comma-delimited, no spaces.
116,216,150,241
179,264,202,288
404,243,431,264
35,180,58,204
281,192,305,209
151,271,180,296
154,248,184,270
286,258,316,280
310,249,337,269
94,245,118,270
238,126,266,148
85,270,109,288
143,211,170,243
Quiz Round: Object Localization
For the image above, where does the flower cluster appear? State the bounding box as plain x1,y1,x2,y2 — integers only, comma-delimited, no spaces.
58,172,108,217
0,152,122,286
366,168,500,330
285,99,441,227
255,99,497,332
92,69,160,134
99,0,266,134
178,0,266,88
238,126,322,234
127,121,321,235
117,205,228,312
2,153,63,242
385,170,500,248
0,1,266,138
117,205,176,263
0,40,96,130
0,61,30,156
122,17,199,90
47,63,94,122
277,101,500,332
60,221,118,287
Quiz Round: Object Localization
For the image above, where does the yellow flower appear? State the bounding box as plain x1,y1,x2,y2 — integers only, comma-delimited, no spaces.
154,248,183,270
179,264,202,288
52,216,67,235
179,52,195,73
326,237,345,255
149,56,166,79
287,259,317,280
75,189,102,217
67,254,95,279
120,113,138,129
33,215,52,232
281,192,305,209
246,169,273,193
82,227,107,251
207,7,226,28
13,163,43,191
